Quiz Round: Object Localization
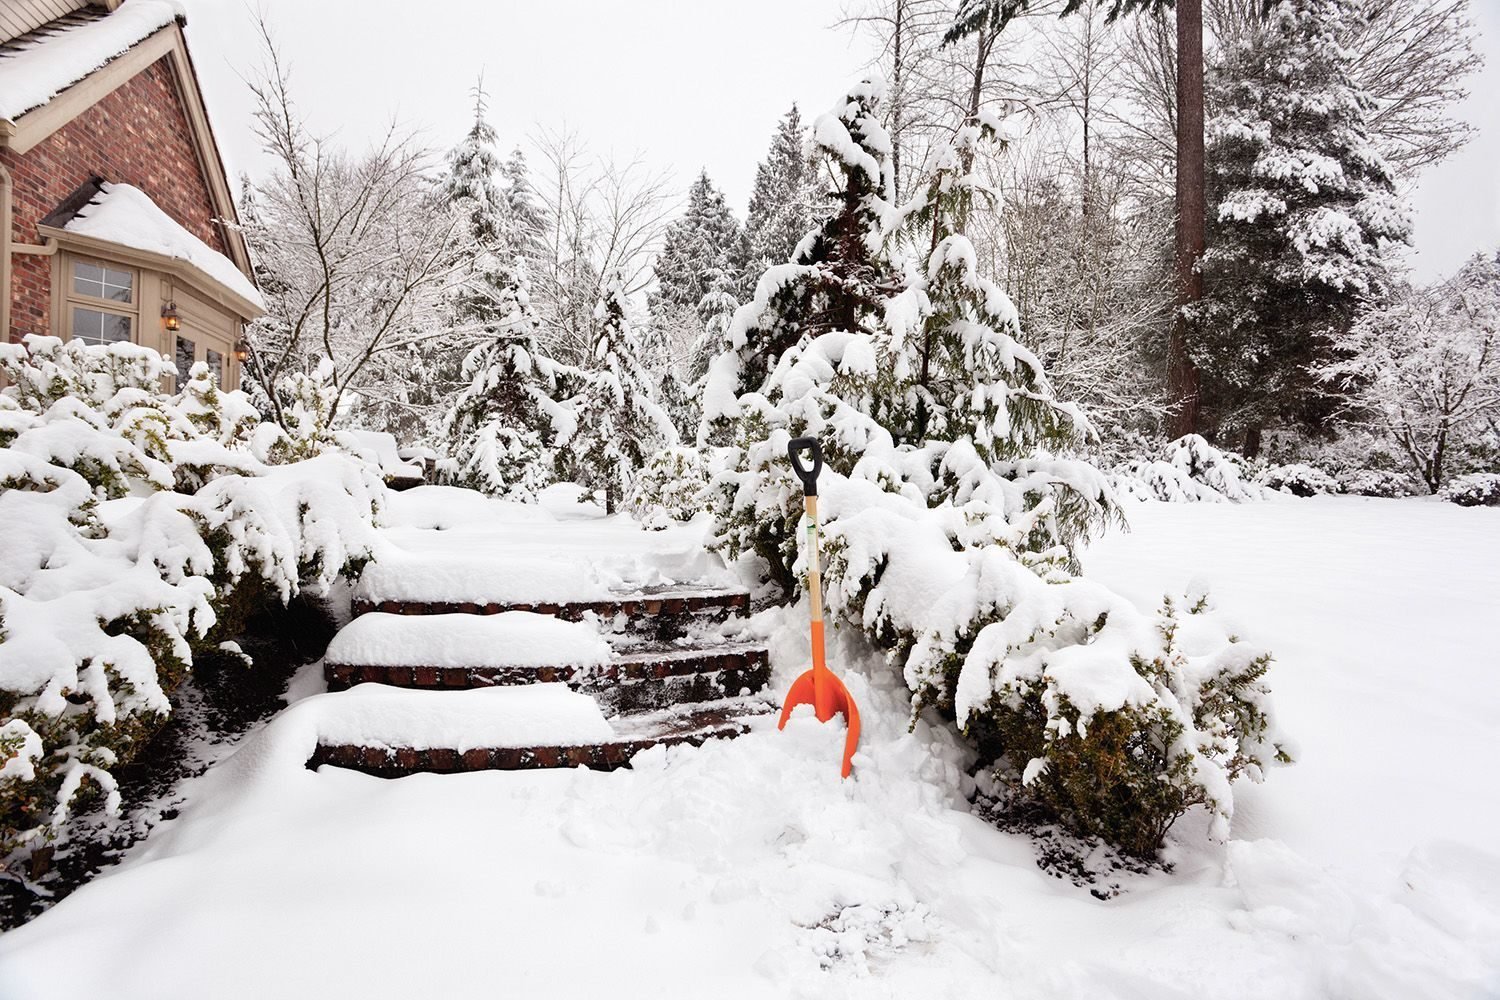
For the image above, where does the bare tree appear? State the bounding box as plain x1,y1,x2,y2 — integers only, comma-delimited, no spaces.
240,18,472,429
1320,254,1500,492
528,128,675,365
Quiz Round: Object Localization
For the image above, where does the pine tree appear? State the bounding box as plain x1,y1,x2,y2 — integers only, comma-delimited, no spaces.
441,80,507,250
569,278,678,513
502,145,546,263
1196,0,1410,448
713,84,894,407
652,171,743,317
709,80,1115,594
648,170,744,428
444,265,578,500
740,105,822,292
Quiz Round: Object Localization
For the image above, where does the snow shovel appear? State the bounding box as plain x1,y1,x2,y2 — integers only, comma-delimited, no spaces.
777,436,861,778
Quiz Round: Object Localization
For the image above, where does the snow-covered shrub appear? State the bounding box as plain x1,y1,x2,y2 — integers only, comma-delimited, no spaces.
628,446,712,529
1338,467,1417,498
1257,463,1341,497
266,358,341,464
710,80,1290,855
1112,434,1268,503
0,336,382,864
1439,473,1500,507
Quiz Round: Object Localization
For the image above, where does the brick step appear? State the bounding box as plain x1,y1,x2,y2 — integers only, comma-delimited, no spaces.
307,702,770,777
350,585,751,635
326,643,770,712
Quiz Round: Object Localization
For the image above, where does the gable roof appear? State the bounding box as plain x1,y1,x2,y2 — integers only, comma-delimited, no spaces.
0,1,177,121
0,1,253,285
0,0,106,46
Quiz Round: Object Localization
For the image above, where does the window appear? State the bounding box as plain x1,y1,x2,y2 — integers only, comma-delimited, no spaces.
205,348,224,386
64,256,138,347
176,336,196,386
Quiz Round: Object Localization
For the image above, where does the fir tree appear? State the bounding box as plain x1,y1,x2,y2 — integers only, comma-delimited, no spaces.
502,146,546,266
652,171,742,313
648,170,744,423
441,79,507,249
569,277,678,513
1196,0,1410,447
714,84,894,406
740,105,821,292
444,265,578,500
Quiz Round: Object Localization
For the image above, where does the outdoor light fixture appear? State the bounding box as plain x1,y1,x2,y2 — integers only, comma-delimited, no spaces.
161,301,180,332
233,337,250,364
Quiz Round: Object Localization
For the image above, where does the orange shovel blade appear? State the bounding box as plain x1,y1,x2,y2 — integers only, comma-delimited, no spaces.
777,666,862,778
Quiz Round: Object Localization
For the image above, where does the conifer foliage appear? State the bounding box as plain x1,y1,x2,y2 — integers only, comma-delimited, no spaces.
443,267,578,501
569,278,678,513
741,105,823,291
1196,0,1410,439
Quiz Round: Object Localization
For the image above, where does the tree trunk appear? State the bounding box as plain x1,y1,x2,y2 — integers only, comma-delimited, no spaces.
1169,0,1205,438
1243,425,1262,459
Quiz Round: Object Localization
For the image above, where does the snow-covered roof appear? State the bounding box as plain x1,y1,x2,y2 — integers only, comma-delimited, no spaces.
59,182,264,311
0,1,182,122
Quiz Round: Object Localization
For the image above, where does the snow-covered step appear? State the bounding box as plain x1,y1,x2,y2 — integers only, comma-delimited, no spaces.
308,683,617,757
350,583,752,631
307,700,769,777
323,613,770,711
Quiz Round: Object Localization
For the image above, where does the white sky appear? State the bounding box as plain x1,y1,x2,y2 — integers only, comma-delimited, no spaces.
178,0,1497,282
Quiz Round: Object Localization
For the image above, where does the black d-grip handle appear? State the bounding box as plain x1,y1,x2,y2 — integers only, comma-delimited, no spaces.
787,436,823,497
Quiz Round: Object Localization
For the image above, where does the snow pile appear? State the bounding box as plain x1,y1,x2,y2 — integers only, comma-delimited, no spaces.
353,552,610,606
63,183,264,309
3,494,1497,1000
344,429,424,483
0,335,382,861
1112,434,1269,503
0,1,182,121
325,612,612,669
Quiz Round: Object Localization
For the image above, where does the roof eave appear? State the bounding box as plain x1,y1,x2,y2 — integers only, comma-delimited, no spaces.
38,221,266,320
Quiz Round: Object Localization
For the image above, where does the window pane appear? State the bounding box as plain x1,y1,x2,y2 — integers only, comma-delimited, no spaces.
102,266,133,303
71,308,132,346
176,335,196,386
70,261,133,303
72,260,105,298
206,349,223,386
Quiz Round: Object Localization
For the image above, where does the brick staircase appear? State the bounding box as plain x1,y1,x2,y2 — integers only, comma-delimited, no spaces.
313,579,773,777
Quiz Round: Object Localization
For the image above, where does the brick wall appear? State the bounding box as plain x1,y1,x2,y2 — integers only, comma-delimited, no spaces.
3,56,226,342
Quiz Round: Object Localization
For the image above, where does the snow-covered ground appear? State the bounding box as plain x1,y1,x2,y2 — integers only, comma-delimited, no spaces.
1,495,1497,999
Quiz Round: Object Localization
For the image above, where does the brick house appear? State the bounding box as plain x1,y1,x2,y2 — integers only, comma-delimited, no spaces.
0,0,262,390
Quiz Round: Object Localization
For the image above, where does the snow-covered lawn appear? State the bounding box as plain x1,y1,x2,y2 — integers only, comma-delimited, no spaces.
1,496,1497,999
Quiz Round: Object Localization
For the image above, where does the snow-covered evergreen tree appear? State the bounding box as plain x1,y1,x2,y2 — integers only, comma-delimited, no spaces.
441,81,507,250
709,78,1116,592
1196,0,1411,444
443,266,579,500
740,105,822,293
502,145,546,263
568,278,678,513
651,170,743,320
648,170,744,429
